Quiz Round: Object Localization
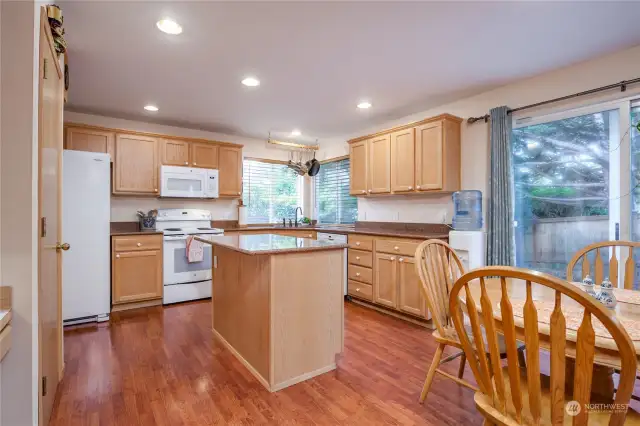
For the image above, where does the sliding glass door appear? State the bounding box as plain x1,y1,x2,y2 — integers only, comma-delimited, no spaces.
512,99,639,281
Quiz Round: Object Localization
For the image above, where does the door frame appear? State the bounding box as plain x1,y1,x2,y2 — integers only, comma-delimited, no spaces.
37,7,64,425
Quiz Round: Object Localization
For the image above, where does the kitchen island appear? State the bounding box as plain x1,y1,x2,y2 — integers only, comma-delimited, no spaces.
195,233,348,392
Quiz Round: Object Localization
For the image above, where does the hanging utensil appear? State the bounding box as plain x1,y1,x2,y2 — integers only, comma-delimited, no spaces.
308,151,320,176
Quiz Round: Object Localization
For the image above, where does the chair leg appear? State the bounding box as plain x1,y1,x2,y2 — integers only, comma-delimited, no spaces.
457,352,466,379
420,343,445,404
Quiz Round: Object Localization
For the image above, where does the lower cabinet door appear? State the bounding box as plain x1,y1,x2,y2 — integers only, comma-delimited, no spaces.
112,249,163,304
374,253,397,308
397,257,428,318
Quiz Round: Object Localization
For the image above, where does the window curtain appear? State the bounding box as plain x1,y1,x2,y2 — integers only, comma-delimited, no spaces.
487,106,515,266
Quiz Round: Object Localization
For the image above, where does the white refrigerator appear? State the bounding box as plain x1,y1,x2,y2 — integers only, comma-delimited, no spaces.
62,150,111,324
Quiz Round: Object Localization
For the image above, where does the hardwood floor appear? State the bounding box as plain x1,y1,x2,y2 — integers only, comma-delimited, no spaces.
49,300,483,425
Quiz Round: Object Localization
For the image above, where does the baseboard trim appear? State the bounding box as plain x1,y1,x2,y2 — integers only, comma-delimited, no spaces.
111,298,162,313
349,299,434,329
271,363,337,392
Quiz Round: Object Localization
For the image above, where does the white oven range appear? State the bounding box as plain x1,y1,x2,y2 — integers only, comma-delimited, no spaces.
156,209,223,305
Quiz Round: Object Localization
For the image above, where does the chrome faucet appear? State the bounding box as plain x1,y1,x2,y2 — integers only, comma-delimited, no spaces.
294,207,303,227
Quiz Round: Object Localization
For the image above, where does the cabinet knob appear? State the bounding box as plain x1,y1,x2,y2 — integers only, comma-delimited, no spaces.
368,189,372,193
394,246,399,251
238,192,241,195
137,242,142,247
361,190,366,194
416,185,421,189
356,288,361,292
399,258,404,262
307,234,312,237
116,254,120,258
356,272,361,277
184,161,188,165
390,256,395,261
193,162,197,166
408,186,413,190
355,242,361,246
154,188,158,192
355,256,360,260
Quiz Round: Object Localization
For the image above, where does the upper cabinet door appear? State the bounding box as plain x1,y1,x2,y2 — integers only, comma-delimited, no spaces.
415,122,443,191
349,140,368,195
114,134,159,194
65,127,115,161
390,128,415,193
218,146,242,196
368,134,391,194
161,139,189,166
190,143,219,169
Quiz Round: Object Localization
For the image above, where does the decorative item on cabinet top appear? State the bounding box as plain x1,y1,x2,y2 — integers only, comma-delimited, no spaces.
348,113,462,197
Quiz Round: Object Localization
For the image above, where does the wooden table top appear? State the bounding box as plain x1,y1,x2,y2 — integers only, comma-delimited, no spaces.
464,278,640,369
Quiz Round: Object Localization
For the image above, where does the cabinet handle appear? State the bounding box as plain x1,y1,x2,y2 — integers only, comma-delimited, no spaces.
399,258,404,262
137,242,142,247
390,256,395,261
394,246,399,251
116,254,120,258
355,256,360,260
356,272,361,277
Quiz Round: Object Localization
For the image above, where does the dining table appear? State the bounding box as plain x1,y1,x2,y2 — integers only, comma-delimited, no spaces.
463,277,640,402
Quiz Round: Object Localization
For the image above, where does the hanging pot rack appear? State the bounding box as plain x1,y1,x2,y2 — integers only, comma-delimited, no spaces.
267,132,319,151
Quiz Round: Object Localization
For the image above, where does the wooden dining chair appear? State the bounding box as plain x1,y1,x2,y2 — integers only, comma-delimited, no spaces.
567,241,640,289
449,265,639,426
414,240,525,404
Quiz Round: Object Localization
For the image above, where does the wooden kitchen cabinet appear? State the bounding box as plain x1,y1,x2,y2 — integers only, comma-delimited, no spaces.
349,140,368,195
161,139,190,166
397,256,428,318
374,253,397,308
111,235,163,307
190,143,219,169
114,134,159,195
368,134,391,194
65,126,115,161
218,146,243,196
390,127,415,192
415,122,443,191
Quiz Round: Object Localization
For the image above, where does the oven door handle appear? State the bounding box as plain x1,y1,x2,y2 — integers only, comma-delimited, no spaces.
163,235,188,241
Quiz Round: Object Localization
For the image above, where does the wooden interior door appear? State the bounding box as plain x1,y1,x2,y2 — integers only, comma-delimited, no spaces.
190,143,219,168
349,140,368,195
374,253,397,308
112,250,163,304
415,122,443,191
397,257,428,318
38,10,64,425
64,127,115,161
368,134,391,194
390,128,415,192
218,146,242,196
114,134,159,194
161,139,189,166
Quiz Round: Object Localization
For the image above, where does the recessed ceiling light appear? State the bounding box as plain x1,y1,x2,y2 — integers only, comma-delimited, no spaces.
290,130,301,137
242,77,260,87
357,101,372,109
156,19,182,35
144,105,159,112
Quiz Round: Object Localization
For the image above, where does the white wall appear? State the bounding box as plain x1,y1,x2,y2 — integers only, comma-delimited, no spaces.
321,44,640,224
64,111,315,221
0,2,40,425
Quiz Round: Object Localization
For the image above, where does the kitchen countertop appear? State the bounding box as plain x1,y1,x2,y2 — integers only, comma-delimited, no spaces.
110,222,163,236
194,234,348,255
222,225,450,240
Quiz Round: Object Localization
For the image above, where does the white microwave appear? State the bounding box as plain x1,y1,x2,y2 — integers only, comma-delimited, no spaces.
160,165,219,198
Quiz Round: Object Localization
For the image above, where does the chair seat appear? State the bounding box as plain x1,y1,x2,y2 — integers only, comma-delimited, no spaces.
474,366,640,425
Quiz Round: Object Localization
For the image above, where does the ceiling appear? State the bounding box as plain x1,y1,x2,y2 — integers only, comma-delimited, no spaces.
61,1,640,142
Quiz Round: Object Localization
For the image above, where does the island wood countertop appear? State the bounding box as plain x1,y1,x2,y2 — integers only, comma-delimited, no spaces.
195,234,348,255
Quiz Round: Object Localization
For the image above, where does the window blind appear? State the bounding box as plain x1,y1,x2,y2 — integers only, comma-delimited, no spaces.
243,159,303,224
314,158,358,224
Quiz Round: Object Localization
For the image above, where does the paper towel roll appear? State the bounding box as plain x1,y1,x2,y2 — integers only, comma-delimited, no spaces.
238,205,248,227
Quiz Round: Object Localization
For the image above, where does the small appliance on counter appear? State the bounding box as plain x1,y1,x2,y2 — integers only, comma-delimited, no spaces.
238,200,248,228
62,150,111,325
156,209,224,305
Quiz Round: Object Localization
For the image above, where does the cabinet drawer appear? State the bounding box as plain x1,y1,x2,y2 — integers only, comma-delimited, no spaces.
348,280,373,301
348,249,373,268
348,234,373,251
113,235,162,252
375,239,421,257
348,265,372,284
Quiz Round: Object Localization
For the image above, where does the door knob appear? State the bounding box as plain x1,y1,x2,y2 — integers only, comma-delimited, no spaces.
56,243,70,251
